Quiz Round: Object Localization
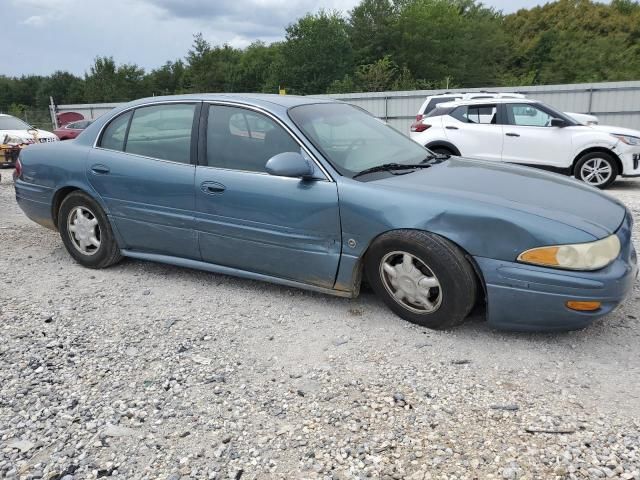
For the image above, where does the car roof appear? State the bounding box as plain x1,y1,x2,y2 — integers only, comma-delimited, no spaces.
126,93,337,110
426,92,525,99
438,97,538,108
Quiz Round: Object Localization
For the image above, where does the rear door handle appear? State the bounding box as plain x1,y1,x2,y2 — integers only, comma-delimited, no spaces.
506,132,520,137
201,181,226,195
90,164,110,174
445,126,459,130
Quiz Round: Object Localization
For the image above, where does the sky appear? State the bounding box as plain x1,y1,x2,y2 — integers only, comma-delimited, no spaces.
4,0,572,77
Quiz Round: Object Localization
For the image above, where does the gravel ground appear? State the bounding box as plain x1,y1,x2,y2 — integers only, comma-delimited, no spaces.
1,169,639,480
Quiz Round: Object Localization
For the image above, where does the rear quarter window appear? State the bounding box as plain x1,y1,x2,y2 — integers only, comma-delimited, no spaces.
423,97,459,114
99,111,132,151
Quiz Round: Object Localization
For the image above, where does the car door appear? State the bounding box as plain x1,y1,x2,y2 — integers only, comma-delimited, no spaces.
441,103,504,161
194,103,341,288
87,102,200,259
501,102,573,168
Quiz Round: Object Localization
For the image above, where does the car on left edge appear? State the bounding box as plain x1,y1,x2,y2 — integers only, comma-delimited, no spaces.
13,94,638,332
1,114,58,167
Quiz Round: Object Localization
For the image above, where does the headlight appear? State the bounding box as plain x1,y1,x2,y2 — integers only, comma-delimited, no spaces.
517,234,620,271
612,134,640,146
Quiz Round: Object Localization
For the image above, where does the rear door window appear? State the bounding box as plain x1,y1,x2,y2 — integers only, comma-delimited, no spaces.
449,104,498,124
125,104,196,163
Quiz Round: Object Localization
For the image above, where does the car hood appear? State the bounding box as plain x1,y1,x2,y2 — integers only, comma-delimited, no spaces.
374,157,626,239
590,124,640,137
1,129,58,143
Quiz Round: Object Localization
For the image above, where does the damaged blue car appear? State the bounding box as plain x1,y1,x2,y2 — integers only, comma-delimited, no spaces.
14,94,638,331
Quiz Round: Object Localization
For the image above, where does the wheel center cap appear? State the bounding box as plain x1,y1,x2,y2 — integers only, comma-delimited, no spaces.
399,276,416,295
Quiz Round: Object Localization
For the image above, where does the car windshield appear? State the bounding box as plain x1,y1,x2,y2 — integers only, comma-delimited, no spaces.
289,103,431,178
0,116,31,130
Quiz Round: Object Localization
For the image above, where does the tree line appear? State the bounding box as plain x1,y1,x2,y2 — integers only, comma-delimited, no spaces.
2,0,639,116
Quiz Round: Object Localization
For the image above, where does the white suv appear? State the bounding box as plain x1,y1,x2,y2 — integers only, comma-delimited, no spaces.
415,92,599,126
410,98,640,189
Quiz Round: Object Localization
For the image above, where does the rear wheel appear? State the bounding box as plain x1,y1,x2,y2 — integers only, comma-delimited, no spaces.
58,191,122,268
575,152,618,189
365,230,478,329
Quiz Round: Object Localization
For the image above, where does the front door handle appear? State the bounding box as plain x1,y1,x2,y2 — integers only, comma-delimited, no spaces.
505,132,520,137
445,126,459,130
90,164,110,174
201,181,226,195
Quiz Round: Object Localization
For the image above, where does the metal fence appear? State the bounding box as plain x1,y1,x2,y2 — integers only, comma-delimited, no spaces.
51,80,640,135
321,80,640,134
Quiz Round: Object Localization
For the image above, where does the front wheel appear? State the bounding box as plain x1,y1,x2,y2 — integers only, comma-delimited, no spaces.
58,191,122,269
429,146,454,157
365,230,478,329
575,152,618,189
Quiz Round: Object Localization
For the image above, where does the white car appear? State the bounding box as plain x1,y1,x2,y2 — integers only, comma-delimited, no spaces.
415,92,597,126
1,114,58,147
410,98,640,189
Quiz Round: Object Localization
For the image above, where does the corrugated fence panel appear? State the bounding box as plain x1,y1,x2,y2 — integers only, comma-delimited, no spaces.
323,81,640,133
56,81,640,134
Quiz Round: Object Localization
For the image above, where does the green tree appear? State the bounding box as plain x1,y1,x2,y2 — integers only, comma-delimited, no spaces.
395,0,508,87
235,41,283,93
146,60,186,96
278,11,354,94
185,33,242,92
504,0,640,84
349,0,399,65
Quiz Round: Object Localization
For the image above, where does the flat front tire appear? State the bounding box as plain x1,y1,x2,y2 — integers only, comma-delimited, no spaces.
365,230,478,329
58,191,122,269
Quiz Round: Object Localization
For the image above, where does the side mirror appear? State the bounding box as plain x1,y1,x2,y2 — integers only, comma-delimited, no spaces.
265,151,315,179
550,118,567,128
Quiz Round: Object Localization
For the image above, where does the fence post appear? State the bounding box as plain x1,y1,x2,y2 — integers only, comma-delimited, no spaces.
384,96,388,122
587,87,594,114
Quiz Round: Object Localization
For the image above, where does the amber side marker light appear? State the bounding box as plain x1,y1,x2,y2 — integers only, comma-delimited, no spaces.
566,301,602,312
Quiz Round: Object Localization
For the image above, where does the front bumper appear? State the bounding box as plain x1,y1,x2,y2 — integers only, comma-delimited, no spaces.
618,145,640,176
475,214,637,331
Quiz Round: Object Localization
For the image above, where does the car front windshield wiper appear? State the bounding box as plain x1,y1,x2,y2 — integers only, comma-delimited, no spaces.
352,162,434,179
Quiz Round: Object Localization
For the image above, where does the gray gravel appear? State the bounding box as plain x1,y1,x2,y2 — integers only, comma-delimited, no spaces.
1,169,639,479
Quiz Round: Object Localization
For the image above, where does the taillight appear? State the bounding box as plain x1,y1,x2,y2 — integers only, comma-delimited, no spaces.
410,123,431,133
415,114,424,122
13,158,22,180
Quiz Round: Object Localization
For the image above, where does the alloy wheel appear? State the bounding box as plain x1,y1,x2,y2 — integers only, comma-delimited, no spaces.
580,157,613,187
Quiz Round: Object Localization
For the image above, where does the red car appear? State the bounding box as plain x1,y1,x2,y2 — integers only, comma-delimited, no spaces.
53,120,93,140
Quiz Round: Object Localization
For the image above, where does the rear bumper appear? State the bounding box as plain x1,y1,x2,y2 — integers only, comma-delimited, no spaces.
475,215,637,331
15,179,56,229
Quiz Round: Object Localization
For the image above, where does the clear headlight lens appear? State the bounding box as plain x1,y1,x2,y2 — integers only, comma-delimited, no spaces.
612,134,640,146
517,234,621,271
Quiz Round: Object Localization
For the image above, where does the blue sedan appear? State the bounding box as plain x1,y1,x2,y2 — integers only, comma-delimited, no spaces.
14,94,637,331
